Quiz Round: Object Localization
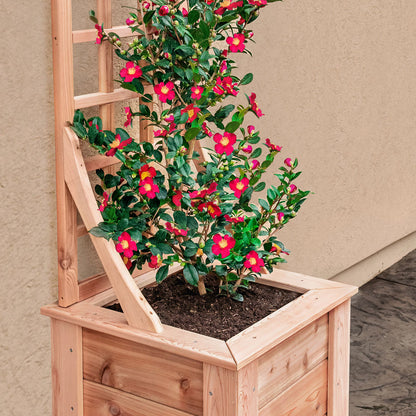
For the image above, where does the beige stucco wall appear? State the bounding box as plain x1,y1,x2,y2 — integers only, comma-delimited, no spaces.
1,0,415,414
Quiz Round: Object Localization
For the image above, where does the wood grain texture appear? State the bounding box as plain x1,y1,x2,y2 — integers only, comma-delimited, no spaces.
51,319,83,416
73,25,132,43
227,284,357,369
41,302,236,370
63,127,163,332
258,314,328,408
83,329,203,415
328,300,351,416
51,0,79,307
237,362,258,415
74,88,146,109
84,380,194,416
259,360,328,416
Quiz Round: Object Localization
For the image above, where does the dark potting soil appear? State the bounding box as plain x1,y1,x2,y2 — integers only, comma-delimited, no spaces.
106,273,301,341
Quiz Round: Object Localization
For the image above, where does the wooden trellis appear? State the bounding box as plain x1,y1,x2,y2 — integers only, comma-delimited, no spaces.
52,0,165,331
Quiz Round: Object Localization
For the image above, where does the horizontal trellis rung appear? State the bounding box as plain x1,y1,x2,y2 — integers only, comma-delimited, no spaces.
74,87,150,109
73,25,138,44
85,154,120,172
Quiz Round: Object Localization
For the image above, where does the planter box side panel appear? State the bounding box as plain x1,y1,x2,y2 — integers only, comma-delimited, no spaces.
83,328,203,415
257,314,329,409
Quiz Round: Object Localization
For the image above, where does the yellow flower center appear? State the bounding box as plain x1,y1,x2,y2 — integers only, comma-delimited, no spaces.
196,248,203,256
188,109,195,118
208,205,215,214
110,138,120,148
236,182,244,190
121,240,129,249
128,67,136,75
140,171,151,180
144,183,152,192
221,0,231,6
249,257,256,265
233,38,240,45
220,137,230,146
218,239,228,249
161,86,170,94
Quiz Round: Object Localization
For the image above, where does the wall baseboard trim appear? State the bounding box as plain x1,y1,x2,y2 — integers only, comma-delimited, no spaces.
330,231,416,287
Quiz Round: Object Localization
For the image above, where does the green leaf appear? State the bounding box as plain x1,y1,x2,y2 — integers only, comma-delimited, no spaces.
185,127,201,141
183,264,199,286
251,147,262,158
232,292,244,302
173,210,187,228
225,121,241,133
89,226,111,240
240,73,253,85
187,10,200,24
259,199,270,210
187,216,198,230
254,182,266,192
155,265,169,283
143,10,155,24
176,44,194,55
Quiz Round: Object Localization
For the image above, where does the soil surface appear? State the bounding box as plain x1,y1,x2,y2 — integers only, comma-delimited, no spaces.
107,272,300,341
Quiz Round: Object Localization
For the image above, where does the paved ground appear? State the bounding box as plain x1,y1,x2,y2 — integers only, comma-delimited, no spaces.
350,250,416,416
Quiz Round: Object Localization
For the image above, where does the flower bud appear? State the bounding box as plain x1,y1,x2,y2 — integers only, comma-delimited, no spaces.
159,5,169,16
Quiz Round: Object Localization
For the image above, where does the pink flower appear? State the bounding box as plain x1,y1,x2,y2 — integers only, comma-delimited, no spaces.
288,184,297,194
149,254,162,269
247,125,255,135
139,178,160,199
164,114,175,123
215,0,243,15
226,33,246,53
153,129,168,137
198,201,222,218
142,1,151,9
172,190,183,207
182,7,188,16
154,81,175,103
106,134,132,156
265,138,282,152
120,61,142,82
270,244,289,255
248,0,267,6
249,93,264,117
212,234,235,258
224,214,245,224
99,192,109,212
242,145,252,153
244,251,264,273
181,104,201,123
138,164,156,182
251,160,260,170
126,17,135,25
116,232,137,259
166,222,188,236
191,85,204,100
202,122,213,137
277,212,285,222
190,183,218,200
124,107,133,127
95,24,104,44
159,5,169,15
237,16,245,25
213,76,238,96
213,132,236,155
284,158,293,168
220,60,228,74
230,177,249,198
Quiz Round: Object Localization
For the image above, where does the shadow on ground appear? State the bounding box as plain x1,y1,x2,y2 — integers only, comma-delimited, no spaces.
350,250,416,416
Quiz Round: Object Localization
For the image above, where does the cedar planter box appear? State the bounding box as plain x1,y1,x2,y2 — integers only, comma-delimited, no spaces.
41,268,356,416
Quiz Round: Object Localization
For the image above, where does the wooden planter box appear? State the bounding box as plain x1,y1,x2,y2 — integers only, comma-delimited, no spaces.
42,268,356,416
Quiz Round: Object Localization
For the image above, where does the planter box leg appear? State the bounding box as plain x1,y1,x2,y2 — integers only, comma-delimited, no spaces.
51,320,83,416
328,299,351,416
203,362,258,416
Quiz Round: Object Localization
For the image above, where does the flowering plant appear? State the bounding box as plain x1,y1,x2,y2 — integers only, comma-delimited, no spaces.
72,0,309,300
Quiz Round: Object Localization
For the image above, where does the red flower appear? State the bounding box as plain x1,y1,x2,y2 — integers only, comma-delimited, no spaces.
284,158,294,168
244,251,264,272
139,178,160,199
191,85,204,100
88,120,103,132
220,60,228,74
149,254,162,269
230,177,249,198
202,122,213,137
251,160,260,170
277,212,285,222
270,244,289,255
213,76,238,96
159,5,170,15
99,192,109,212
212,234,235,258
120,61,142,82
124,107,133,127
166,222,188,236
265,138,282,152
189,182,217,200
116,232,137,258
126,17,135,25
247,125,255,135
215,0,243,15
288,184,297,194
153,129,168,138
164,114,175,123
154,81,175,103
249,93,264,117
226,33,246,53
181,104,201,123
138,164,156,182
248,0,267,6
198,201,222,218
213,132,236,155
122,255,132,270
142,1,151,9
106,134,132,156
95,24,104,44
182,7,188,16
242,145,252,153
224,214,245,224
172,190,183,207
